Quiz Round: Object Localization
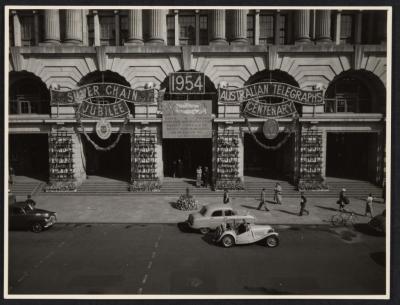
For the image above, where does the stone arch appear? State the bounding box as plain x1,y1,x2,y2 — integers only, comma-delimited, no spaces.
325,69,386,114
159,70,218,114
9,71,50,114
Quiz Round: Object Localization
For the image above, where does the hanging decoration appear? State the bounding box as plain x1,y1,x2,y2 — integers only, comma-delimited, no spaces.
263,119,280,140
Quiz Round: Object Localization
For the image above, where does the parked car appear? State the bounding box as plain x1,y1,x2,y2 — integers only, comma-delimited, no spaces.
9,202,57,233
368,210,386,234
214,220,279,248
187,203,255,234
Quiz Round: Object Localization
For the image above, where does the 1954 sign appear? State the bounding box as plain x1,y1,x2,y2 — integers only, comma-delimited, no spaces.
169,72,205,94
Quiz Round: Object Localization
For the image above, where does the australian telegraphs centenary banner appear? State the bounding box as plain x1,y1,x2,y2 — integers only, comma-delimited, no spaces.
218,82,323,105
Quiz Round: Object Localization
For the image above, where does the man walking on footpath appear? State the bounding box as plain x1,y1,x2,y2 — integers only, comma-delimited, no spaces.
223,188,230,204
299,192,309,216
365,193,374,218
274,183,283,204
257,188,269,211
337,188,349,212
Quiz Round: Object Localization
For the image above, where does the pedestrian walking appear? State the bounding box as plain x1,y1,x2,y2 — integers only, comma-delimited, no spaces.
203,166,209,187
274,183,283,204
257,188,270,211
223,188,230,204
337,188,349,212
299,192,309,216
365,193,374,218
177,159,183,178
196,165,202,187
172,160,177,178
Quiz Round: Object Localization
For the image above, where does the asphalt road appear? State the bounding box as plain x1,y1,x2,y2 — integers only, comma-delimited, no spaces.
7,223,386,296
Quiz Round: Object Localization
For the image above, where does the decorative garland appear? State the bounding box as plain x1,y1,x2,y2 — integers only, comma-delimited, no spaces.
76,114,130,151
245,114,299,151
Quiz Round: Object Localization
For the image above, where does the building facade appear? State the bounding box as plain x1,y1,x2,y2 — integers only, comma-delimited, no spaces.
8,8,387,191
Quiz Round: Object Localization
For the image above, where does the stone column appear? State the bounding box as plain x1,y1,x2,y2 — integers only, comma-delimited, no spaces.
274,10,280,45
33,10,40,45
93,10,100,46
147,9,167,44
125,9,143,45
354,10,363,44
11,10,22,47
316,10,332,43
334,10,341,45
254,10,260,45
209,10,228,45
43,9,61,44
231,9,248,44
294,10,311,44
114,10,120,46
65,10,83,44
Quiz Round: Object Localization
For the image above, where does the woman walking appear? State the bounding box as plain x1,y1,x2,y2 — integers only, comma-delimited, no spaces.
365,193,374,218
274,183,282,204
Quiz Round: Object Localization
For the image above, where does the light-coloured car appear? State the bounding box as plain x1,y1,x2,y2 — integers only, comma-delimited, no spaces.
187,203,255,234
214,221,279,248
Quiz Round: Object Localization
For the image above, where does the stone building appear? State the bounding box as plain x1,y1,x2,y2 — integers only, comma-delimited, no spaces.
8,8,387,191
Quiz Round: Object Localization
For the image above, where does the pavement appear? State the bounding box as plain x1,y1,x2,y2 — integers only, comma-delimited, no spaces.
15,193,386,225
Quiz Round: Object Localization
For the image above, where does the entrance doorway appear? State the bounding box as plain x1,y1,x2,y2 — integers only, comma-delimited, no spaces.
244,133,294,180
326,133,375,180
9,134,49,180
81,134,131,181
163,139,212,179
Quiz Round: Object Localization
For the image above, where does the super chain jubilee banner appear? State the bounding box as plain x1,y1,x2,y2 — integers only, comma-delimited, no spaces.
218,82,324,105
50,83,155,105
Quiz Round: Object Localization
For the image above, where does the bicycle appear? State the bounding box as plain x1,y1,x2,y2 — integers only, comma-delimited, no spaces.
331,210,359,227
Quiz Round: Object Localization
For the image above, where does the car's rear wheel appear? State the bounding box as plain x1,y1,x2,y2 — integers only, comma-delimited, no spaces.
221,235,234,248
199,227,209,235
31,223,43,233
265,235,279,248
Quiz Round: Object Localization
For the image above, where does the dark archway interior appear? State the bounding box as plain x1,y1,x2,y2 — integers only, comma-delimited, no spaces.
244,133,294,179
9,71,50,114
326,133,374,180
9,134,49,180
325,70,386,114
81,133,131,181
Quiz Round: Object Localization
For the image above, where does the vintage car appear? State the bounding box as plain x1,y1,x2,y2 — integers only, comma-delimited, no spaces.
9,202,57,233
214,220,279,248
187,203,255,234
368,209,386,234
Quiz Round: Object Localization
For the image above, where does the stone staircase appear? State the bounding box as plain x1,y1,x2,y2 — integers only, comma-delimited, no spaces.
10,176,45,197
38,175,384,199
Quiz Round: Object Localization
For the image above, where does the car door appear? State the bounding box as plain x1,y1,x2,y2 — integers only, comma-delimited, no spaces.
236,224,256,244
10,207,27,229
209,210,225,229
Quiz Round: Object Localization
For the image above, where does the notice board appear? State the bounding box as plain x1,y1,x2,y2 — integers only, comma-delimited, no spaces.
162,100,212,138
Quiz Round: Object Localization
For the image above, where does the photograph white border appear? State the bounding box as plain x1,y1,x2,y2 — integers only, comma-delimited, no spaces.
3,5,392,300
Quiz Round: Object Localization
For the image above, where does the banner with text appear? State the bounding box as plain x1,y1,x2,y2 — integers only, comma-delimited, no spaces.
243,99,297,118
77,100,130,118
162,100,212,138
50,83,155,105
218,82,323,105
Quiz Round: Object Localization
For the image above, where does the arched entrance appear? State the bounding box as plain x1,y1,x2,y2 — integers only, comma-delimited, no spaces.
325,70,386,181
9,71,50,181
160,71,216,179
78,70,132,181
243,70,298,180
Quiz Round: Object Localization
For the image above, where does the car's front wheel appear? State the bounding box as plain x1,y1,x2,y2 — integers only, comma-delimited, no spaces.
31,223,43,233
199,227,210,235
265,235,279,248
221,235,235,248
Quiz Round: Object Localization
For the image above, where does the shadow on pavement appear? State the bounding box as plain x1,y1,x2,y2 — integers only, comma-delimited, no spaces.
240,204,259,210
177,222,198,233
201,232,217,246
353,223,385,237
314,205,338,212
275,209,299,216
370,251,385,267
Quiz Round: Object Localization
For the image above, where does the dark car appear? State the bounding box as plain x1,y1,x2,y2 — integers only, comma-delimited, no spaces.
368,210,385,234
9,202,57,233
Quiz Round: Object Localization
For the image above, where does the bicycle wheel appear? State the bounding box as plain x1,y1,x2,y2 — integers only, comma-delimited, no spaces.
331,214,343,226
346,214,359,227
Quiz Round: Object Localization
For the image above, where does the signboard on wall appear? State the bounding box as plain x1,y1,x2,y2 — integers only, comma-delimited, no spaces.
162,100,212,138
169,72,205,94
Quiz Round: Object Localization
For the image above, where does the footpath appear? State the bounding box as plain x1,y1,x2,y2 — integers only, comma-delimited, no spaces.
18,194,386,225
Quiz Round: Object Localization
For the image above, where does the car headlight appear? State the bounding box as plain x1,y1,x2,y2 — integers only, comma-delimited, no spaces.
43,213,49,218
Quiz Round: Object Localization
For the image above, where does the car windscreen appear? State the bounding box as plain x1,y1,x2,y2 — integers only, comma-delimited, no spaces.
199,206,207,216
